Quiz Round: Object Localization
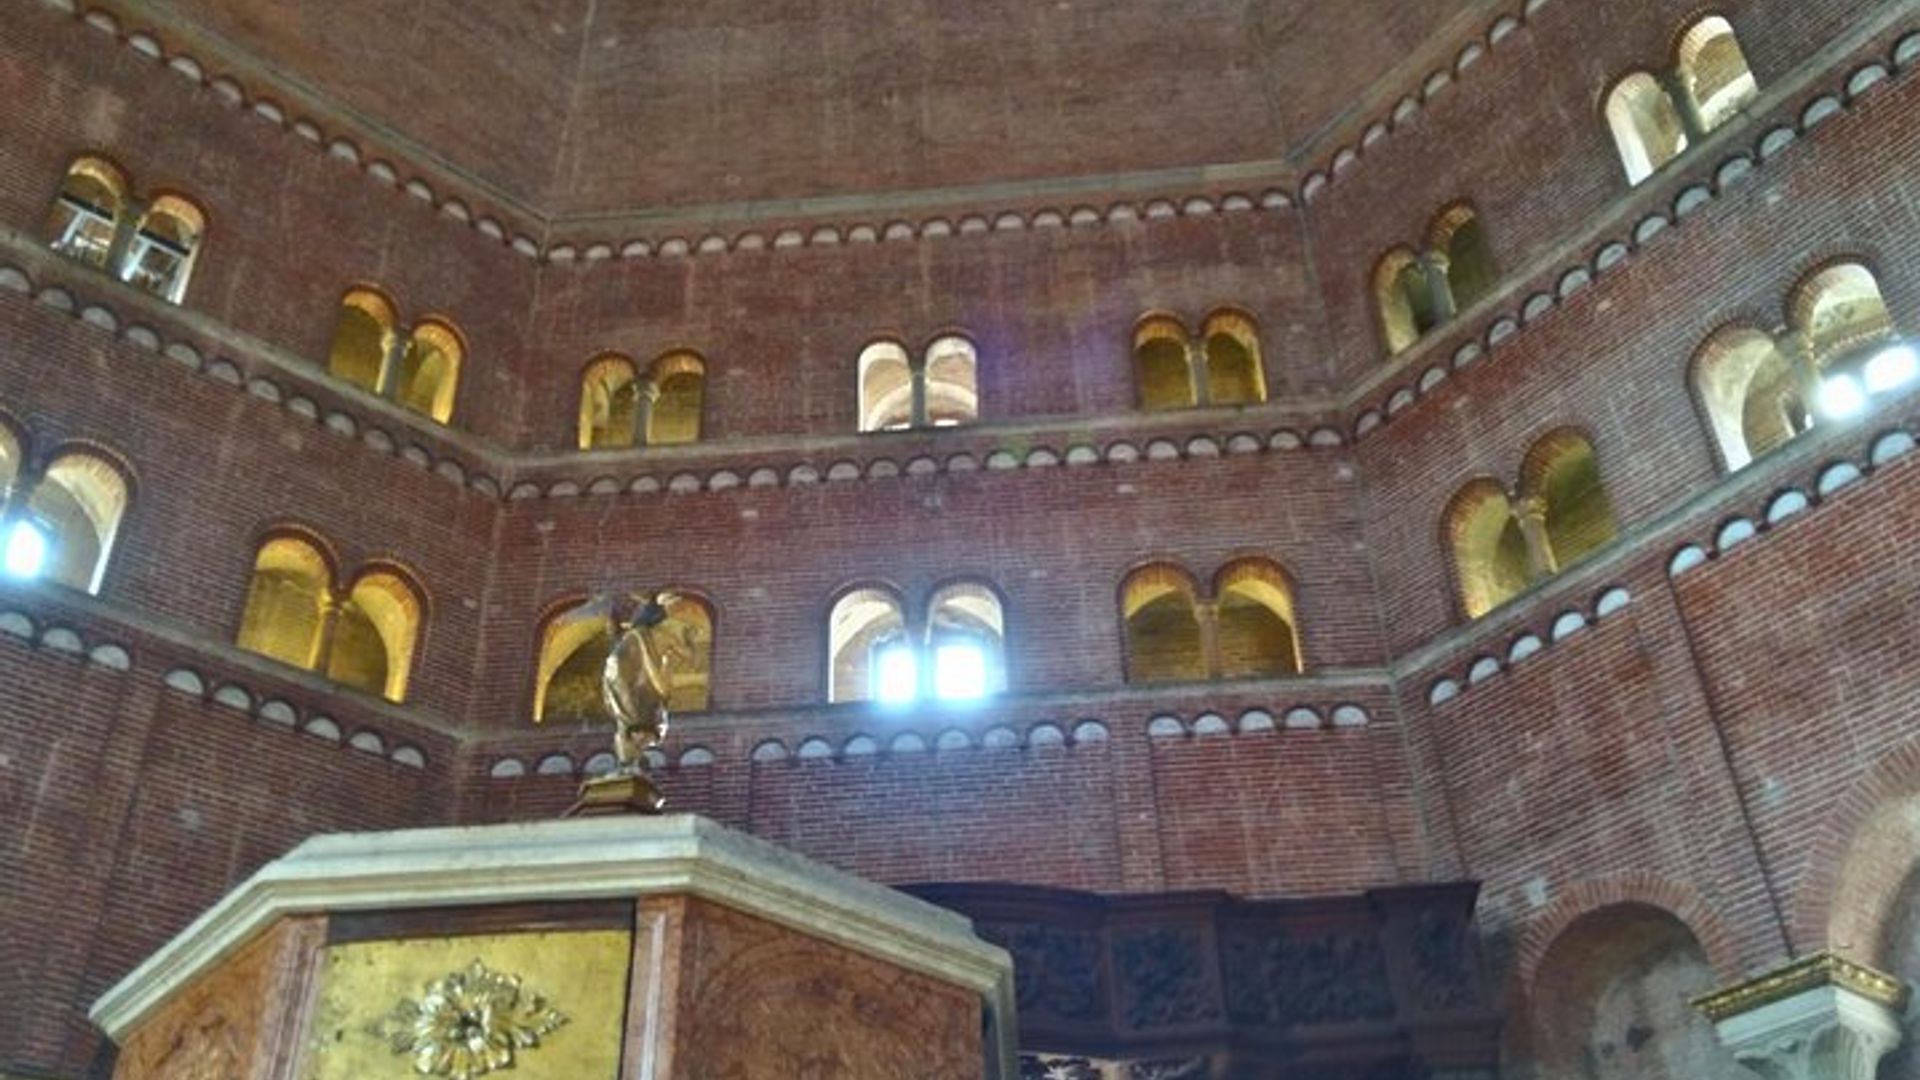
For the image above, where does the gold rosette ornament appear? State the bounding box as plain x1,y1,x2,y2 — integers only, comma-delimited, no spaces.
369,959,569,1079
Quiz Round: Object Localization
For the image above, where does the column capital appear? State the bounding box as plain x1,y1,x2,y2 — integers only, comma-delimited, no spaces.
1694,952,1909,1080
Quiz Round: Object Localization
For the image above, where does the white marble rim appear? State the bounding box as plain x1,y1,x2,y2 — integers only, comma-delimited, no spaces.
90,814,1017,1063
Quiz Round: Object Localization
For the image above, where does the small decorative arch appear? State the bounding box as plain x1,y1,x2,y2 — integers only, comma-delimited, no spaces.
1691,325,1803,471
122,193,205,302
1213,559,1301,677
24,450,131,595
1121,563,1205,683
645,351,706,445
1428,203,1497,313
1446,478,1533,619
1200,311,1267,406
827,586,910,703
578,354,641,450
329,288,400,394
1675,15,1758,132
48,156,129,268
922,335,979,427
1605,72,1689,185
395,319,462,423
1134,315,1197,410
858,341,915,432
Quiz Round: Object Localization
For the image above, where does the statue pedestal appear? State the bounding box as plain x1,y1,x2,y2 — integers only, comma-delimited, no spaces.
92,816,1016,1080
565,771,665,816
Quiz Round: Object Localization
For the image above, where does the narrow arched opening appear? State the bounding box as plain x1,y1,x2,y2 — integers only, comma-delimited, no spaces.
927,580,1005,699
1121,564,1205,683
327,569,422,703
1134,317,1197,410
828,587,910,703
27,451,130,594
579,354,641,450
236,535,333,671
1214,559,1301,677
1447,480,1533,619
1201,312,1266,406
1429,204,1496,313
923,336,979,427
1676,16,1758,132
858,342,915,432
646,352,706,445
122,194,204,302
329,289,399,395
1525,431,1619,571
395,320,462,424
1692,326,1802,471
1606,73,1689,185
48,157,127,268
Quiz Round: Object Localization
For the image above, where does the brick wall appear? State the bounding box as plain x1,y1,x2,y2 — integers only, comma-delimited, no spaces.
1,2,1919,1078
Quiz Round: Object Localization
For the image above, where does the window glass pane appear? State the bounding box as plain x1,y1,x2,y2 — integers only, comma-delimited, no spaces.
874,643,918,704
3,520,49,580
934,642,987,700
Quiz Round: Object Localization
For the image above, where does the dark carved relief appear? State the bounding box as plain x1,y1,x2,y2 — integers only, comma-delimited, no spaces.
912,880,1499,1077
1408,909,1478,1011
1113,927,1220,1030
1127,1058,1210,1080
983,922,1106,1023
1019,1054,1216,1080
1021,1054,1102,1080
1222,1060,1417,1080
1221,928,1395,1026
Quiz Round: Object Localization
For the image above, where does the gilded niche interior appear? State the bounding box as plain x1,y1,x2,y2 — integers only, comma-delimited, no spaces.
235,534,423,703
1121,560,1301,683
1447,431,1619,619
326,289,463,425
1133,313,1268,410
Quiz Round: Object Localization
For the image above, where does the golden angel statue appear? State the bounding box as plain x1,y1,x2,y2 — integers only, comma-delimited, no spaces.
602,590,699,774
569,590,699,816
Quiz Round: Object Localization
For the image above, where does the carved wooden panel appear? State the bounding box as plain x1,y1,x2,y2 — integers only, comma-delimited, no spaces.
912,881,1501,1075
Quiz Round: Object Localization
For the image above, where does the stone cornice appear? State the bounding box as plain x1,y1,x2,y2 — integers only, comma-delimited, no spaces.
1694,952,1909,1023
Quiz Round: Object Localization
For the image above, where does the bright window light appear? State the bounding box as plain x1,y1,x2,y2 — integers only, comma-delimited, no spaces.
874,644,918,704
934,642,988,701
3,520,49,580
1818,373,1868,420
1864,344,1920,395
